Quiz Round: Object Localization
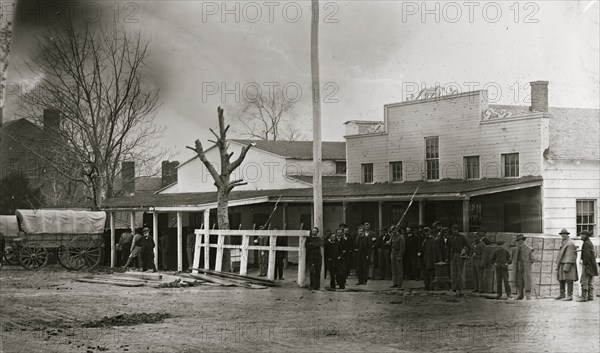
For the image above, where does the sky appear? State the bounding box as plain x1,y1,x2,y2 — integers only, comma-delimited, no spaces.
3,0,599,161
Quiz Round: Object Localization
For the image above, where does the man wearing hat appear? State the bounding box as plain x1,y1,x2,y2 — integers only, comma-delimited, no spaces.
511,234,535,300
491,239,512,299
419,227,437,291
555,228,578,301
448,224,469,296
470,233,486,293
355,225,371,285
577,230,598,302
140,227,157,272
389,225,405,288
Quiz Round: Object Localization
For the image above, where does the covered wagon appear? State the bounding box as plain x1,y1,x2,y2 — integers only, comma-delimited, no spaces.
14,209,107,270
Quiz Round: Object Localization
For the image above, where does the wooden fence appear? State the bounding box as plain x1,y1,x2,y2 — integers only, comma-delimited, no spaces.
193,228,310,286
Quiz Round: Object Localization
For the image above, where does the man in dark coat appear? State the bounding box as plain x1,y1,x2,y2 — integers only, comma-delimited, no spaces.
404,226,420,280
378,228,392,280
140,227,157,272
419,227,437,291
577,230,598,302
306,227,323,290
274,228,288,280
334,228,347,289
555,228,578,301
364,223,378,280
491,239,512,299
471,234,486,293
435,227,450,263
355,225,371,285
341,224,354,277
448,224,469,296
390,225,405,288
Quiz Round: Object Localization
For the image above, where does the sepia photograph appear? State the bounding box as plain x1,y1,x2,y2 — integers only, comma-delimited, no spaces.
0,0,599,352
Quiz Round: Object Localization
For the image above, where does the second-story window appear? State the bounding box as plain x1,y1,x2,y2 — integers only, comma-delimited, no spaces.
425,137,439,180
335,161,347,174
361,163,374,183
389,161,403,182
502,153,519,178
464,156,480,179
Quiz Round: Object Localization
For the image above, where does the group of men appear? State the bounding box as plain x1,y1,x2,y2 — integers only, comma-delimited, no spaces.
304,222,599,303
119,226,157,272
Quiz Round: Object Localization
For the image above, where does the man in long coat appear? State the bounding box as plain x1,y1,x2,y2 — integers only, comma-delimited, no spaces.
390,225,405,288
355,225,371,285
470,234,486,293
404,227,420,280
420,227,437,291
555,228,578,301
511,234,535,300
577,230,598,302
140,227,157,272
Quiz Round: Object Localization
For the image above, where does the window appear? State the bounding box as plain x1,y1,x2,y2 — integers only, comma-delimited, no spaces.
469,202,482,231
501,153,519,177
425,137,439,180
335,161,347,174
361,163,373,183
577,200,596,235
464,156,480,179
389,161,403,182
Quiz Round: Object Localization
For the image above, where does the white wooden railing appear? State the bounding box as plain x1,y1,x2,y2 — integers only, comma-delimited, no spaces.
193,228,310,286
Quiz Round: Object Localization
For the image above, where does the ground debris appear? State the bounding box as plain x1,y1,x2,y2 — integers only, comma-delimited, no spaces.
82,313,172,328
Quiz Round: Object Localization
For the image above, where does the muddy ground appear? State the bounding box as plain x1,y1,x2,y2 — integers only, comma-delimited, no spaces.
1,266,598,353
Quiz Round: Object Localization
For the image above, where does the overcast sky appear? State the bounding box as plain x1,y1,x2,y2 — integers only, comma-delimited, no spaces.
4,0,599,160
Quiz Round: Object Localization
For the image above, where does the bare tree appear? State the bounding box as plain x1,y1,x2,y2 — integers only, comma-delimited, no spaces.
235,85,304,141
187,107,254,271
19,21,164,210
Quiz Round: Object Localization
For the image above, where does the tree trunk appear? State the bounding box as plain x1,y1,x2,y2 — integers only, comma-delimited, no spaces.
217,188,231,272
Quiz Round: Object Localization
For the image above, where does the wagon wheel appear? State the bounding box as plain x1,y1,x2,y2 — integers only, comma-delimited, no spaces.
57,236,102,270
18,243,49,270
3,246,20,265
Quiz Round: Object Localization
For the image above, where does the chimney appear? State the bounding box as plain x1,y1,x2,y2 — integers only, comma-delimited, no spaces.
43,109,60,131
162,160,179,187
122,161,135,194
530,81,549,113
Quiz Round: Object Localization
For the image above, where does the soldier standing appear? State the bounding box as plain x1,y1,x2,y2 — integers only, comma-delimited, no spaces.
577,230,598,302
306,227,323,290
378,228,392,280
555,228,578,301
390,225,405,288
511,234,535,300
471,234,486,293
355,225,371,285
491,240,512,299
420,227,437,291
448,224,469,296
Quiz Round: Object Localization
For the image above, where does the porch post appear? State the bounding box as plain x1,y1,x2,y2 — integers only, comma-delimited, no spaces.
342,202,348,224
129,211,135,232
282,203,287,228
462,199,470,232
110,212,116,268
177,211,183,272
240,234,249,275
418,201,424,225
267,235,277,280
153,211,159,269
378,201,383,231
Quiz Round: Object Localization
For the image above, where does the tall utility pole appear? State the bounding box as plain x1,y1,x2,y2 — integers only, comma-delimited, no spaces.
310,0,324,289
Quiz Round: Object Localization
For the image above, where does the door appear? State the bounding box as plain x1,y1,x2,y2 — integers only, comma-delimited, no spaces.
503,203,521,233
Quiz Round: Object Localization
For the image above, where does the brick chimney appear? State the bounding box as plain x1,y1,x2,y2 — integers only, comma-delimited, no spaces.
121,161,135,194
530,81,549,113
161,160,179,187
43,109,60,131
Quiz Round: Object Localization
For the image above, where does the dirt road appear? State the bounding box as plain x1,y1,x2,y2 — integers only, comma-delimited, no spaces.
1,267,598,353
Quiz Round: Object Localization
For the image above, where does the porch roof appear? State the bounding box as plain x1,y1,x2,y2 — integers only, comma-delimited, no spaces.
102,176,542,211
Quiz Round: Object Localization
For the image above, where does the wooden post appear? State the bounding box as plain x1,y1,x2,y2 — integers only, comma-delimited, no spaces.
282,203,287,227
462,199,470,232
204,209,210,270
298,235,307,286
192,225,203,275
215,234,224,272
378,201,383,231
418,201,424,225
267,235,277,280
110,212,116,268
177,211,183,272
153,211,159,269
342,202,348,224
240,234,249,275
129,211,135,232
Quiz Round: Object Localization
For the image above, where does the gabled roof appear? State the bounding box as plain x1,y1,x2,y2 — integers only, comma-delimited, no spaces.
231,139,346,160
490,105,600,160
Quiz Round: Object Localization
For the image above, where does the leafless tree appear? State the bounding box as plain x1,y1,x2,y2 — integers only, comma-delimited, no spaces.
19,21,164,210
187,107,253,272
234,85,305,141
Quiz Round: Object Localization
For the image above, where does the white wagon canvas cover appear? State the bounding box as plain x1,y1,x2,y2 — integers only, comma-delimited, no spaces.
0,215,19,237
16,210,107,235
